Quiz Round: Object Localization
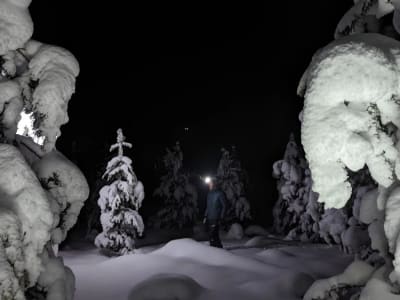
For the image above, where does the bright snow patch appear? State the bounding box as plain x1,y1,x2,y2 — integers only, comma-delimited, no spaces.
16,110,45,145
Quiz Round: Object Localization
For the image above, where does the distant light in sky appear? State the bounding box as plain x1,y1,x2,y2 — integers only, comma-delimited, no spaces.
17,110,45,146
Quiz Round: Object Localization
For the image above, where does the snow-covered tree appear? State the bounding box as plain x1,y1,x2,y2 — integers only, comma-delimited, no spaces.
273,134,377,252
272,133,322,242
0,1,89,299
299,19,400,298
334,0,400,39
153,142,198,229
217,146,251,224
95,129,145,255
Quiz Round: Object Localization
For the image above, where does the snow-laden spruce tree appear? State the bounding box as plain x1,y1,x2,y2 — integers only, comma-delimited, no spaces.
273,134,377,249
95,129,145,255
272,133,322,242
153,142,198,229
217,146,251,224
0,1,89,299
299,2,400,298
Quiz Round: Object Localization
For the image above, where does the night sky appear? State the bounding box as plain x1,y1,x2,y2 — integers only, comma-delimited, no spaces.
29,1,352,225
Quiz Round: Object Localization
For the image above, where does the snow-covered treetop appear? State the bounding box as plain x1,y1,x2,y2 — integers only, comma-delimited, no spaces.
103,129,137,185
110,128,132,158
163,142,183,177
335,0,400,39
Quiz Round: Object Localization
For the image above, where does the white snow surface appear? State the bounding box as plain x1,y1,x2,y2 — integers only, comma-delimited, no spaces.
61,238,353,300
300,33,400,209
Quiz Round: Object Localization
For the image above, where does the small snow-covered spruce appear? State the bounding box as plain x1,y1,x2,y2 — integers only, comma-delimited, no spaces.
95,129,145,255
217,146,251,225
273,134,377,253
272,133,322,242
153,142,198,229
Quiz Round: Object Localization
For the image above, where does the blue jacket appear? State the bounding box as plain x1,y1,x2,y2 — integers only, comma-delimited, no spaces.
205,189,226,221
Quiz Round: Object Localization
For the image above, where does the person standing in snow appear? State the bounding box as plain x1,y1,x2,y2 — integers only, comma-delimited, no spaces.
203,177,226,248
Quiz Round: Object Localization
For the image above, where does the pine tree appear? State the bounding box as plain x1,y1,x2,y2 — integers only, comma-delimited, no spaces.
95,129,145,255
216,146,251,224
153,142,198,229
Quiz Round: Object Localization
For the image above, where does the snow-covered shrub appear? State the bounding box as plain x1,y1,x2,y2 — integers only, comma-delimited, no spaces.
226,223,245,240
95,129,145,255
217,146,251,224
0,1,89,298
153,142,198,229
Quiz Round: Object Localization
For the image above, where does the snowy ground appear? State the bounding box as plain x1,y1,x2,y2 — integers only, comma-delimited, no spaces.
61,238,353,300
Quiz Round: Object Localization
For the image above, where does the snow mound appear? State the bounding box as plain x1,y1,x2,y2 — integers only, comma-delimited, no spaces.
128,274,205,300
63,239,352,300
226,223,244,240
153,239,272,273
304,260,375,300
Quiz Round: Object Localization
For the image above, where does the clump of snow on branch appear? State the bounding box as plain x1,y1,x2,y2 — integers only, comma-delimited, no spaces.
0,81,23,142
299,33,400,209
0,210,26,300
28,45,80,152
334,0,400,39
153,142,198,229
33,150,89,246
217,146,251,224
0,0,33,56
0,144,53,286
95,129,145,255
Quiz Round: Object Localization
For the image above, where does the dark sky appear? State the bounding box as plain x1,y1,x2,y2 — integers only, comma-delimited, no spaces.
29,1,352,225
